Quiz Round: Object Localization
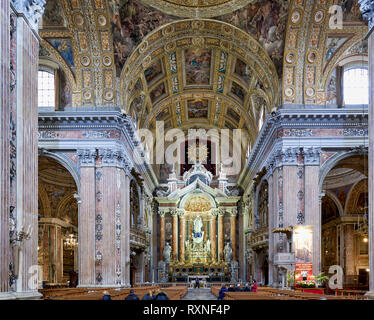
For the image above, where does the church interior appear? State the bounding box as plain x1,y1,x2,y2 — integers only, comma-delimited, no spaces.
1,0,374,301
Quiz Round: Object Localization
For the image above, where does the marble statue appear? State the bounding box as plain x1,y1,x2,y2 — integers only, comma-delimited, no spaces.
193,215,203,234
163,242,171,263
206,239,211,252
224,242,232,263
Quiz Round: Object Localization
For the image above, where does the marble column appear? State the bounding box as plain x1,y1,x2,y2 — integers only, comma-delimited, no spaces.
368,21,374,296
304,159,321,275
78,152,96,287
78,150,131,287
171,210,178,261
218,210,224,263
358,0,374,297
10,0,45,299
230,209,237,261
159,211,166,261
344,224,355,276
0,0,11,297
210,210,217,262
178,210,185,263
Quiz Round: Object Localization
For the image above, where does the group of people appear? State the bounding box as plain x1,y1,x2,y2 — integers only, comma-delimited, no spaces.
217,280,257,300
102,289,169,300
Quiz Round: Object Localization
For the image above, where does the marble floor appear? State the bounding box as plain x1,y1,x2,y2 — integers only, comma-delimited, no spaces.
181,288,217,300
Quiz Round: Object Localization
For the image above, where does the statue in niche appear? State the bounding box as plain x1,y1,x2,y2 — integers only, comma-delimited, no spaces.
224,242,232,264
192,214,204,245
163,242,171,263
206,239,211,252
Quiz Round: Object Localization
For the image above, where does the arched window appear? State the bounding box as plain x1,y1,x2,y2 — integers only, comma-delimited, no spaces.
38,70,55,108
343,67,368,105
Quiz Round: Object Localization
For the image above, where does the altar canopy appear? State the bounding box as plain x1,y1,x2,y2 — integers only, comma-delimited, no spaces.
155,164,240,277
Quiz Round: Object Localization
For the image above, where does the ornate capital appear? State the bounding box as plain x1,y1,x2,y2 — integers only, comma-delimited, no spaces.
230,208,238,217
210,208,219,218
218,208,226,216
282,147,299,165
170,209,178,217
359,0,374,30
303,147,321,166
77,149,97,166
176,209,184,218
158,210,166,218
12,0,46,32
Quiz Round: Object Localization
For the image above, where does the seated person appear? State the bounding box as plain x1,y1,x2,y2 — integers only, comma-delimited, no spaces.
227,284,235,292
217,284,227,300
102,290,111,300
154,289,169,300
251,280,258,293
142,290,154,300
125,289,140,300
233,284,241,292
242,283,252,292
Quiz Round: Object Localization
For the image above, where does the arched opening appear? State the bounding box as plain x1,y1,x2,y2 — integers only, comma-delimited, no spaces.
38,156,78,288
321,154,369,289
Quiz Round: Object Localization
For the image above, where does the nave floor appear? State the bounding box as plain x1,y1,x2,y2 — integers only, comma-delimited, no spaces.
181,288,217,300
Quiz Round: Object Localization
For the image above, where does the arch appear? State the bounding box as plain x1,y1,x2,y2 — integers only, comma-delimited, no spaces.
319,149,368,193
179,191,217,210
344,178,368,215
324,190,344,218
39,150,81,194
120,19,279,139
56,191,79,226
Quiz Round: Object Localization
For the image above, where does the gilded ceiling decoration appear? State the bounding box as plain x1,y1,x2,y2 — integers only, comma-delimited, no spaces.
40,0,117,107
140,0,255,18
109,0,290,76
282,0,366,105
121,19,279,144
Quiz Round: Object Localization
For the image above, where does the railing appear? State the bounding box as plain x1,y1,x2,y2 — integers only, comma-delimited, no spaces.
274,253,295,265
248,228,268,249
130,227,147,249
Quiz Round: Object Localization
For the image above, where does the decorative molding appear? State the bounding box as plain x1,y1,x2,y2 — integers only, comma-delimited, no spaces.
359,0,374,30
77,149,96,166
11,0,46,32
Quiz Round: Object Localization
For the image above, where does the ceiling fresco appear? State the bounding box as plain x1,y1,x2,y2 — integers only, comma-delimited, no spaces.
109,0,290,76
120,19,279,147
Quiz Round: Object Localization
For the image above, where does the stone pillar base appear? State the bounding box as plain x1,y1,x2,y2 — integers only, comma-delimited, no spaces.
0,293,17,300
364,291,374,300
3,291,43,300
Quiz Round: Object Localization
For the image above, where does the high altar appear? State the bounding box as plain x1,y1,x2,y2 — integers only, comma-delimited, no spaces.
155,163,240,280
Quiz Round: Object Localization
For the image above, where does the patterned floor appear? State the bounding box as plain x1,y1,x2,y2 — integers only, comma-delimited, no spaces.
181,288,217,300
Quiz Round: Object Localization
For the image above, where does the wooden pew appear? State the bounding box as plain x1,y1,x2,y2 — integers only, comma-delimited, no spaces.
43,285,188,300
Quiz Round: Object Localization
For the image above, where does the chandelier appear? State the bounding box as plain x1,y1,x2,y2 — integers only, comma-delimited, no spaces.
64,233,78,250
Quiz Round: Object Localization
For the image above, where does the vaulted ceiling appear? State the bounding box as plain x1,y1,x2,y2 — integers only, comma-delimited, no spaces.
37,0,368,180
121,19,279,142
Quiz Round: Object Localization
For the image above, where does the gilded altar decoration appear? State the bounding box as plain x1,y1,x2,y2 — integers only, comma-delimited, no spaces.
184,195,211,212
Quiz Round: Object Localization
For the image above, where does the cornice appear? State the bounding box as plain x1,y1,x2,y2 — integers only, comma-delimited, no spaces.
238,106,368,190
